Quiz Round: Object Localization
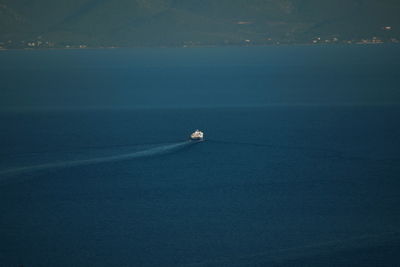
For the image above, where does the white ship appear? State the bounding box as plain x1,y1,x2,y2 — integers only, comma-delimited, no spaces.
190,130,204,141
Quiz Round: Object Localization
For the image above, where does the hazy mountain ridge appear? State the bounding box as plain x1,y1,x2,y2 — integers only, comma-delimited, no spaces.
1,0,399,48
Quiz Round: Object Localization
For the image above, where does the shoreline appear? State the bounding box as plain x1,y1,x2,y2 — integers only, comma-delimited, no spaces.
0,41,398,52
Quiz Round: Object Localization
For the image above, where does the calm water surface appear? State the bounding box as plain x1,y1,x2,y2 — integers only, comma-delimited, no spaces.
0,46,400,266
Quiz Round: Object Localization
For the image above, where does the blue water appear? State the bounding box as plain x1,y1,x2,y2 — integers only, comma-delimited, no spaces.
1,46,400,266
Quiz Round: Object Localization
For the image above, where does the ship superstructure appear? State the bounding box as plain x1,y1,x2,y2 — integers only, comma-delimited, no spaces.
190,130,204,141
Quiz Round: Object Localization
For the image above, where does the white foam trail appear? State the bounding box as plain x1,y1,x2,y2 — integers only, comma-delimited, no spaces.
0,140,194,179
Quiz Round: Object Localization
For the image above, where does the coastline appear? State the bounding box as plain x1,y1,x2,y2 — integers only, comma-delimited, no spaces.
0,41,398,52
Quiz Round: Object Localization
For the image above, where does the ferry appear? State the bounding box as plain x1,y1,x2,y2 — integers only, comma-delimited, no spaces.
190,130,204,141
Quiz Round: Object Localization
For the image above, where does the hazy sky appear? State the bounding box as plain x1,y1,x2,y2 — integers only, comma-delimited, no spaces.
1,45,400,110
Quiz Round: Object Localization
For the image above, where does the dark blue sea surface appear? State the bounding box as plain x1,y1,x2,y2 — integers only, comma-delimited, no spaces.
1,46,400,266
1,106,400,266
1,45,400,109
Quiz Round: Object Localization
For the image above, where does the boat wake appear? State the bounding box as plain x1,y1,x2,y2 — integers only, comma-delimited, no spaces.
0,140,196,180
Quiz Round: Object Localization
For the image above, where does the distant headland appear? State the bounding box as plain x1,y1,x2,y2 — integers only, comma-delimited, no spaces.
1,0,399,50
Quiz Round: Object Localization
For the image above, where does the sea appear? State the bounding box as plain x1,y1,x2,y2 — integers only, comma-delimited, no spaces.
0,45,400,266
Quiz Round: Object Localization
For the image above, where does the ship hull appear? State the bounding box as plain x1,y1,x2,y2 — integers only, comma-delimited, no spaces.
190,130,204,141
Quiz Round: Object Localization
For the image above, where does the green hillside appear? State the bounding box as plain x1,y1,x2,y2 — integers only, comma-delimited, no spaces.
1,0,400,48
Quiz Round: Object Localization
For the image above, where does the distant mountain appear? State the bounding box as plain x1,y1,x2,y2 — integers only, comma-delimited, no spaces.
1,0,400,48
